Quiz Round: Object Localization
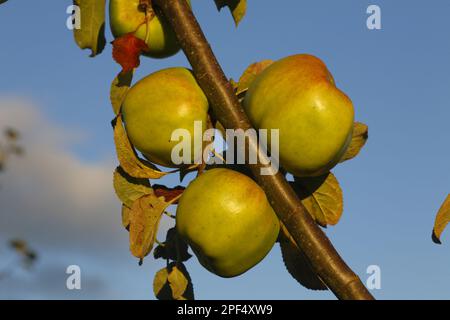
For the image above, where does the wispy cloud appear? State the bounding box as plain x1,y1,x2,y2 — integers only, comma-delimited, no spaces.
0,98,172,299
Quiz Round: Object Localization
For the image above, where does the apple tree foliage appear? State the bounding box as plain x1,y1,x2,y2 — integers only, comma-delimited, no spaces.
1,0,376,299
74,0,371,300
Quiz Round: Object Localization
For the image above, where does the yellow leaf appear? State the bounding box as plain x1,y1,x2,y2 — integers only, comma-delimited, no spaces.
214,0,247,26
110,70,133,115
293,173,343,227
112,114,168,179
121,204,131,230
236,60,273,95
153,263,194,300
73,0,106,57
168,266,189,299
113,166,152,208
128,192,169,260
279,223,327,291
432,194,450,244
153,267,170,299
340,122,369,163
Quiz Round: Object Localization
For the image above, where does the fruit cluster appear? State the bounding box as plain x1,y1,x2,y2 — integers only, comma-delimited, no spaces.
108,1,364,296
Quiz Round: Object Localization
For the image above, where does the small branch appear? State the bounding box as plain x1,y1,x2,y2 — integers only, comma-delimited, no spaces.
153,0,374,300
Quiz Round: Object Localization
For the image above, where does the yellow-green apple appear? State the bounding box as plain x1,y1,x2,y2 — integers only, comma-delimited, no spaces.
244,54,354,177
109,0,187,58
121,67,209,167
176,168,280,277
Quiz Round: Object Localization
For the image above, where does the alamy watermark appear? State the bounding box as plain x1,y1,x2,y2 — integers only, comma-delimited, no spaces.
367,5,382,30
366,265,381,290
66,265,81,290
66,5,81,30
67,4,382,31
171,121,280,176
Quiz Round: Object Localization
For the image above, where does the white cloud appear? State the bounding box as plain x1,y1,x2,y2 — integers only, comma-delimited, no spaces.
0,98,177,299
0,97,123,250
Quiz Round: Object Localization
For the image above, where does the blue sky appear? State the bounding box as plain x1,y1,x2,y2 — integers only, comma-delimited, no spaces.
0,0,450,299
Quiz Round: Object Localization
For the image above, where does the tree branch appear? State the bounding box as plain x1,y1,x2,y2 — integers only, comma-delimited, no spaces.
153,0,374,300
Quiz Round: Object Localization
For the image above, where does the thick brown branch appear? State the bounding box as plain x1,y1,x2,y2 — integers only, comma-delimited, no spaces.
153,0,374,300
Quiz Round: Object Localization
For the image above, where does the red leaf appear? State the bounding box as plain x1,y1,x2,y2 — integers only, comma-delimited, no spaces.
153,185,185,204
112,33,149,74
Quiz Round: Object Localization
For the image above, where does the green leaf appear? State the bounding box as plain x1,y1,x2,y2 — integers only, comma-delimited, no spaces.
0,1,8,5
73,0,106,57
128,192,169,260
279,223,327,291
112,114,168,179
432,194,450,244
113,166,151,208
340,122,369,163
293,173,343,227
110,71,133,115
214,0,247,26
153,262,194,300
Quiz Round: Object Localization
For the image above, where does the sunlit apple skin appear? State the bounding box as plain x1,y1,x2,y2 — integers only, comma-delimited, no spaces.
244,54,354,177
109,0,184,58
121,67,209,168
176,168,280,278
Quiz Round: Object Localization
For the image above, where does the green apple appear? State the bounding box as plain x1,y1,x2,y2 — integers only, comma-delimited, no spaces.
109,0,186,58
176,168,280,278
121,67,209,167
244,54,354,177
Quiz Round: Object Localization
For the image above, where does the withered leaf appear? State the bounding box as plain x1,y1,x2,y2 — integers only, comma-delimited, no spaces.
214,0,247,26
432,194,450,244
279,223,327,290
153,262,194,300
4,128,19,141
128,192,169,260
236,60,273,95
293,173,344,227
113,166,152,208
9,239,27,253
110,70,133,115
73,0,106,57
153,185,185,204
340,122,369,163
112,33,149,74
112,114,167,179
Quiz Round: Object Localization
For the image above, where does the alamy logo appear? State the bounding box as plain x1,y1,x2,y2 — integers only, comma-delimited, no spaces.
367,5,382,30
66,5,81,30
66,265,81,290
366,265,381,290
171,121,280,176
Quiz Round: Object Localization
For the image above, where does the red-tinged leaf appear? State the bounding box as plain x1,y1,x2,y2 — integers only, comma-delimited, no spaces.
112,33,149,74
153,185,185,204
